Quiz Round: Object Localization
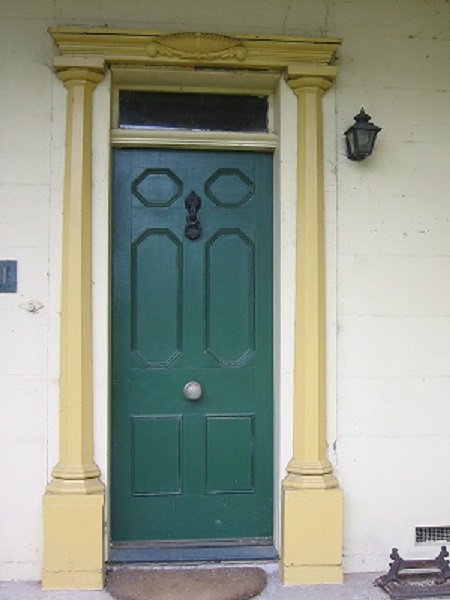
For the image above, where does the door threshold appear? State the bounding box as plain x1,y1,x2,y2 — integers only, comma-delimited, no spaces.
108,539,278,563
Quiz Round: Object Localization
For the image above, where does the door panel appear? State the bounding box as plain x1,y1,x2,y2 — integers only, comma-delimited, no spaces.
111,148,273,544
206,230,255,365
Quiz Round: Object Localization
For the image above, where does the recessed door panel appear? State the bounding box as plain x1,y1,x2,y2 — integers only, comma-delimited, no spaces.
131,229,183,367
131,415,182,496
206,415,255,494
205,230,255,366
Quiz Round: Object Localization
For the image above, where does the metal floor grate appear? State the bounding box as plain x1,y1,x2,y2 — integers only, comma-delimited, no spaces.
416,527,450,544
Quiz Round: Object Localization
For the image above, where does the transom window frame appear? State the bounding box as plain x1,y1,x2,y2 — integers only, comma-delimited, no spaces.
110,66,280,151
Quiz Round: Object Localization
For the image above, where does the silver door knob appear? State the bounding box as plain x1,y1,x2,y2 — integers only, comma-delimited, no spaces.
183,381,202,401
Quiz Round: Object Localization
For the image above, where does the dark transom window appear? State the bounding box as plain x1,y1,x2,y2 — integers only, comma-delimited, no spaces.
118,91,269,132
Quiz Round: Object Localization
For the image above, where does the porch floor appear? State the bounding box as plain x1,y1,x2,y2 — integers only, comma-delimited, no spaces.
0,570,392,600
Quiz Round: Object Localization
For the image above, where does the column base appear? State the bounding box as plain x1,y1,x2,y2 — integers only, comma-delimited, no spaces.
282,564,343,585
42,492,104,590
42,569,104,590
280,484,343,585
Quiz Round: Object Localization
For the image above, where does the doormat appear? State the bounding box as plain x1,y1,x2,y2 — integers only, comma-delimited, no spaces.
375,546,450,599
107,567,268,600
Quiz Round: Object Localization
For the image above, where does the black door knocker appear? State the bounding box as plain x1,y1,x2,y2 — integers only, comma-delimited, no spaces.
184,191,202,240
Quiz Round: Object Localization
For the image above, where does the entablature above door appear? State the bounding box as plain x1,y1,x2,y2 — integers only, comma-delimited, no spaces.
49,27,341,80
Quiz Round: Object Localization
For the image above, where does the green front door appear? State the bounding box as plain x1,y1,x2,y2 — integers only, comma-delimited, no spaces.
111,148,273,548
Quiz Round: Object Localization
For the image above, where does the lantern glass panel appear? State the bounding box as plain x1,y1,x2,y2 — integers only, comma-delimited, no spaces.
347,131,357,156
358,130,373,153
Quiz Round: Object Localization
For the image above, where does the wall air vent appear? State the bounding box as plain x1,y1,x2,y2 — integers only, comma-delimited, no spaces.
416,526,450,544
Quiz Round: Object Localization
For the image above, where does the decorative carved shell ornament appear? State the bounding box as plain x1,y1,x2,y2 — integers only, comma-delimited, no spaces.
147,32,247,61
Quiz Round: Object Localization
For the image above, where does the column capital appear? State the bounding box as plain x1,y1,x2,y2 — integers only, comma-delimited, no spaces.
54,56,106,87
286,63,337,94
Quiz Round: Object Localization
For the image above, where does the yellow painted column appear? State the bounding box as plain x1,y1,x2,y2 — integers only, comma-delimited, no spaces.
43,57,106,590
280,65,344,585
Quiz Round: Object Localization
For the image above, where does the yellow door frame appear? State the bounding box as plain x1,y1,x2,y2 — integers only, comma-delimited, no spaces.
43,28,343,590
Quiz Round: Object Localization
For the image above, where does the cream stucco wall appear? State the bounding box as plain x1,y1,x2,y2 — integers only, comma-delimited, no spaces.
334,1,450,572
1,0,450,581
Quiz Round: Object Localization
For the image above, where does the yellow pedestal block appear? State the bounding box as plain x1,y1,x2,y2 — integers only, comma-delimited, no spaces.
281,486,343,585
42,493,104,590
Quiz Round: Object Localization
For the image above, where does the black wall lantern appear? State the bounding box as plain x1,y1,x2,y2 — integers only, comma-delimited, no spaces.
344,108,382,161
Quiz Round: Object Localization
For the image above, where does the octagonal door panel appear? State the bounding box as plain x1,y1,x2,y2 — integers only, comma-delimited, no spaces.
111,149,273,549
